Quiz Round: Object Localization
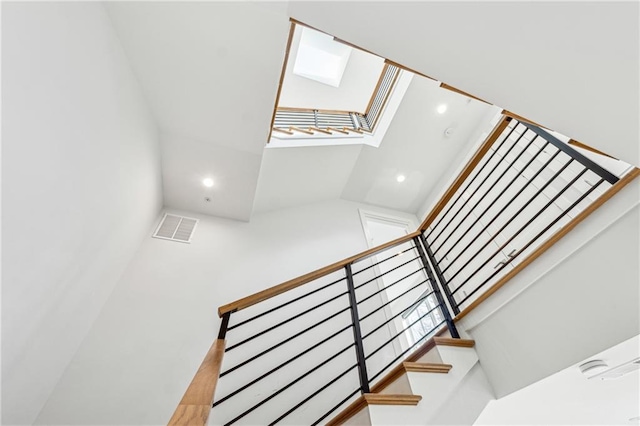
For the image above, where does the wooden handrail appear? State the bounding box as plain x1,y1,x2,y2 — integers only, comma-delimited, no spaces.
568,139,618,160
419,114,512,232
454,167,640,321
168,339,226,425
266,22,296,143
439,83,490,105
218,230,421,316
502,109,542,127
503,110,619,160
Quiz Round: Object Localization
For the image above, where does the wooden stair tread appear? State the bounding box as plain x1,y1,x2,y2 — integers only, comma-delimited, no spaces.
433,337,475,347
403,362,452,373
327,331,475,425
370,331,472,394
326,393,422,425
363,393,422,406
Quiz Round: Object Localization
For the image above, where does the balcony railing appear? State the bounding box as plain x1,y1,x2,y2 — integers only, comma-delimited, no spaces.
169,112,639,426
419,115,631,316
271,63,401,138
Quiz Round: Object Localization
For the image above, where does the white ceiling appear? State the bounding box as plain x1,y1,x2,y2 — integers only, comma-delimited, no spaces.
105,2,637,222
106,1,495,221
341,77,497,213
475,334,640,425
105,2,291,221
288,2,640,166
252,145,363,213
254,74,498,216
278,24,385,113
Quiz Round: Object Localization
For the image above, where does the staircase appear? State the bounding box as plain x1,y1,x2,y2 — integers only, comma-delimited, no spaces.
168,111,638,426
329,337,489,425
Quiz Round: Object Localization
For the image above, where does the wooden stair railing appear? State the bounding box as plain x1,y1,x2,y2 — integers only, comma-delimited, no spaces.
168,339,225,425
169,110,638,425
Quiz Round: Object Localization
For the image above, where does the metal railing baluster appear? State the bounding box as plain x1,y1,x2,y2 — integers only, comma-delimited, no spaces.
345,263,371,394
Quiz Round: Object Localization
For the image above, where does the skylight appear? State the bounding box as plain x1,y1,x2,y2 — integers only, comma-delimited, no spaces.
293,27,352,88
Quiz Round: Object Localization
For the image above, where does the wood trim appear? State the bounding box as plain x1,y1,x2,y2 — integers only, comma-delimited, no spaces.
343,127,364,134
272,127,294,135
218,231,421,316
327,127,349,135
363,393,422,406
327,327,452,424
440,83,490,105
454,167,640,322
403,362,452,373
168,339,225,426
267,22,296,143
365,63,389,115
419,115,512,232
309,127,333,135
501,109,542,127
433,337,475,348
370,326,448,393
325,393,421,426
325,395,368,426
289,126,314,135
568,139,618,160
384,58,437,82
368,66,401,131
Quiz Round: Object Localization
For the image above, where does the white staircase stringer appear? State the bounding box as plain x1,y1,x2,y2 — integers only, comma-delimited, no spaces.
367,344,487,425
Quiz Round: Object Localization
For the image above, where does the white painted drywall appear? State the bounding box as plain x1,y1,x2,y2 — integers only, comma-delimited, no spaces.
341,76,500,214
458,179,640,399
278,25,385,113
288,1,640,166
35,200,418,425
105,2,292,221
1,3,162,424
475,334,640,425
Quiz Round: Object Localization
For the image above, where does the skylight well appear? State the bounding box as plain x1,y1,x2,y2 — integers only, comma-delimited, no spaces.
293,27,352,87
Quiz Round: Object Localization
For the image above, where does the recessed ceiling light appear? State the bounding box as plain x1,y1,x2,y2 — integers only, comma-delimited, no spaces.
396,175,406,183
202,178,214,188
437,104,448,114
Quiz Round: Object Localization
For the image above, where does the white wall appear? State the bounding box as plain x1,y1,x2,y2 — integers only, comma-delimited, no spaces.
34,200,418,425
288,1,640,166
1,3,162,424
458,179,640,399
415,108,502,220
278,25,385,113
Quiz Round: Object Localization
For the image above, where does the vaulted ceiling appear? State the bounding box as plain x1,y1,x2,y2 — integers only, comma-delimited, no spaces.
106,2,290,221
106,1,639,222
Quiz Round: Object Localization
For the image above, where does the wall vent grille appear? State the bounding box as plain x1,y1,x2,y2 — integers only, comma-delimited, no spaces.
153,214,198,243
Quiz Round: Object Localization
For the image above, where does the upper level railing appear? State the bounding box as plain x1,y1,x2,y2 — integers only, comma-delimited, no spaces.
418,114,636,318
271,63,401,138
169,112,639,426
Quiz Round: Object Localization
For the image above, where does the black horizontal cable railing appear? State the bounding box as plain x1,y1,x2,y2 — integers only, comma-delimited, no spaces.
175,112,630,426
271,64,400,138
210,235,458,425
422,118,620,314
